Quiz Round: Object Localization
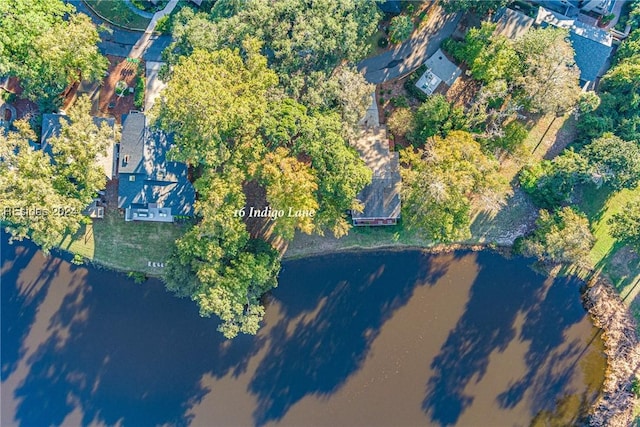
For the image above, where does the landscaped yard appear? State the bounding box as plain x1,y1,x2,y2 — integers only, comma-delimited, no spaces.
98,56,144,120
57,210,186,275
84,0,151,31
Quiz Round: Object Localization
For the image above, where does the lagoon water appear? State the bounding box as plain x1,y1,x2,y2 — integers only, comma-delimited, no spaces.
1,234,605,426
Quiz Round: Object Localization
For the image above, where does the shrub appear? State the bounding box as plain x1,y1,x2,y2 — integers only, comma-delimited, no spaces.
493,121,528,153
378,36,389,48
391,96,409,108
387,107,415,137
155,15,171,34
389,15,414,44
128,271,147,284
410,94,467,142
71,254,84,265
632,377,640,397
519,207,595,268
608,200,640,251
134,76,145,109
115,80,128,97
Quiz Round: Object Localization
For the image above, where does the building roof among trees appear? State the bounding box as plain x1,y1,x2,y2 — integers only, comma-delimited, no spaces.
416,49,462,95
351,125,401,221
536,7,613,85
494,8,535,39
40,113,117,180
117,112,195,219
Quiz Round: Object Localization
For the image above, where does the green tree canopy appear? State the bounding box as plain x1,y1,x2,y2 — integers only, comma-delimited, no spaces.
582,133,640,190
164,168,281,339
517,207,595,268
441,0,510,16
410,94,467,143
444,22,520,85
1,98,117,253
513,27,581,114
166,0,380,102
49,96,119,204
389,15,414,44
0,0,107,110
400,131,504,242
519,149,590,209
608,200,640,251
577,25,640,142
258,147,319,240
154,39,278,169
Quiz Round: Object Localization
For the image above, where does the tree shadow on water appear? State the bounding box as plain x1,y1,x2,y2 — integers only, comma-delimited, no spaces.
422,252,589,426
1,236,63,382
496,274,589,414
6,241,266,427
249,250,451,426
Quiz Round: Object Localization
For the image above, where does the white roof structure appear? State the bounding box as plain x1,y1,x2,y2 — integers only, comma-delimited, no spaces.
415,49,462,95
535,6,612,46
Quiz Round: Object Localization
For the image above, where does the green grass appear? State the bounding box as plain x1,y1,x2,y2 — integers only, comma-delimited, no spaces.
576,184,640,333
366,29,389,57
58,210,186,275
84,0,152,31
577,185,640,287
285,190,537,260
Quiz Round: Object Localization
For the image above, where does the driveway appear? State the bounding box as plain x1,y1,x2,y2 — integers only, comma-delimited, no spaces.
68,0,172,61
358,10,462,84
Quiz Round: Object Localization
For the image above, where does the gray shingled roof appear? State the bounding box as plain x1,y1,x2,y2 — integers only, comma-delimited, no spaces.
569,32,613,83
536,7,614,84
117,113,195,217
118,112,146,175
494,8,534,39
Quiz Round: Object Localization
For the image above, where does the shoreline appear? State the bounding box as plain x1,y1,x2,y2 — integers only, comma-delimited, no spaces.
281,241,497,260
584,275,640,426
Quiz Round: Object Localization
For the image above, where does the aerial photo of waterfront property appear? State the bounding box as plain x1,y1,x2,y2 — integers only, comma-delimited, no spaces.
1,0,640,426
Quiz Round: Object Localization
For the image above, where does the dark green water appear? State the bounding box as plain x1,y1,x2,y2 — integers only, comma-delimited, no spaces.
1,234,605,426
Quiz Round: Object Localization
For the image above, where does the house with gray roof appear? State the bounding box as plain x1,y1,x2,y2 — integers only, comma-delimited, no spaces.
415,49,462,96
494,8,535,39
352,95,401,226
40,113,117,181
536,6,614,89
117,112,195,222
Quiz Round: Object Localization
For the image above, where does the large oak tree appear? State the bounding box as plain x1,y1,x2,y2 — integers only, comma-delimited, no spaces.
0,0,107,110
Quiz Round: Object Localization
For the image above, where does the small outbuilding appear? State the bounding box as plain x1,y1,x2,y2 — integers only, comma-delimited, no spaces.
415,49,462,96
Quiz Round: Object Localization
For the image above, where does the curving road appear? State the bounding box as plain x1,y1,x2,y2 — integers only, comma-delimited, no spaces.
72,0,459,82
68,0,172,61
358,10,462,84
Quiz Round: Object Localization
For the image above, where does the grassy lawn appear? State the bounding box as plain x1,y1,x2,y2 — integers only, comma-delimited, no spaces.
577,185,640,291
84,0,151,31
58,210,186,275
366,28,389,57
576,183,640,338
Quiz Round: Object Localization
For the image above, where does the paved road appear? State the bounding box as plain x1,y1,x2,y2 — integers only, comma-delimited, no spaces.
358,11,462,84
69,0,172,61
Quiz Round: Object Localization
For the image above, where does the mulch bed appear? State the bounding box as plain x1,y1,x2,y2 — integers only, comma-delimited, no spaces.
97,55,145,123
